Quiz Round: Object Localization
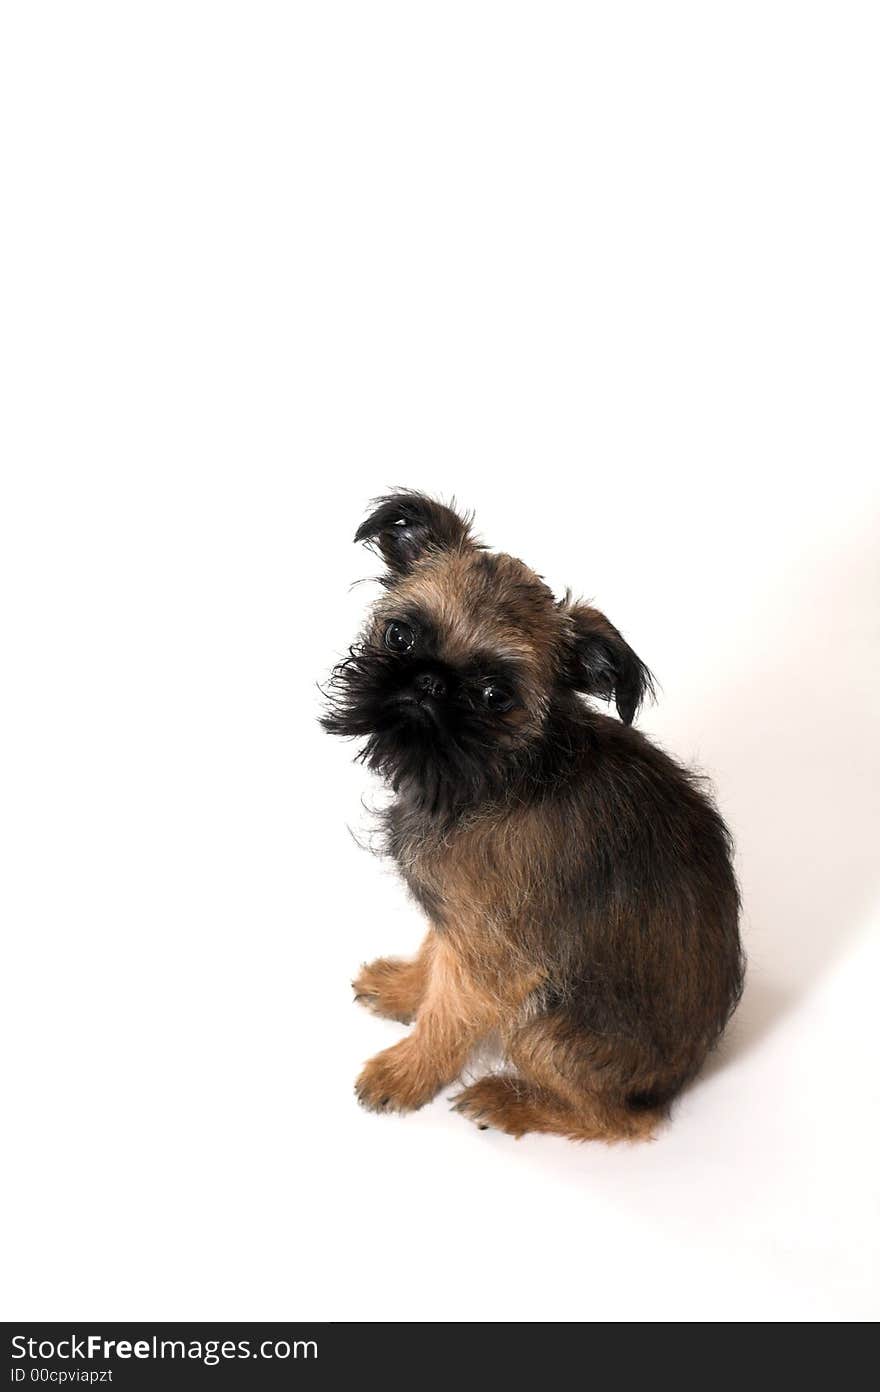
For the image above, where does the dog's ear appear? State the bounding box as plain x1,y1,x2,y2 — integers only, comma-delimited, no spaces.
561,598,654,725
354,491,475,574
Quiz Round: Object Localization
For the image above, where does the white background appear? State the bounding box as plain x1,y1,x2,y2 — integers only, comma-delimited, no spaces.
1,3,878,1323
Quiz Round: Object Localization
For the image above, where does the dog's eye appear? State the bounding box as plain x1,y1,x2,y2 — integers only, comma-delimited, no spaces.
482,682,513,713
384,620,416,654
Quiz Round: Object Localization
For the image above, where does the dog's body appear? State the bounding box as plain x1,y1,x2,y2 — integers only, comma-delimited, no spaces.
323,493,743,1140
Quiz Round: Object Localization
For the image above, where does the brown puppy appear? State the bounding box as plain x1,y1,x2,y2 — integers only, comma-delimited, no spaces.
323,493,744,1141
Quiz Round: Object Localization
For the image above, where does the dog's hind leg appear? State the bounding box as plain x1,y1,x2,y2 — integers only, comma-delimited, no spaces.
453,1014,668,1142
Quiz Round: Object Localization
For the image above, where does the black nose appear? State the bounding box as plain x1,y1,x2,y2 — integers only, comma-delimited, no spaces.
414,671,447,701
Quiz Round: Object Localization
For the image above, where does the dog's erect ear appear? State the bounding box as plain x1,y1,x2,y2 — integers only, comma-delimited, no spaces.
561,599,654,725
354,492,475,574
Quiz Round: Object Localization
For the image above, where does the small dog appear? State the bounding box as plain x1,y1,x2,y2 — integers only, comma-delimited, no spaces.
323,492,744,1140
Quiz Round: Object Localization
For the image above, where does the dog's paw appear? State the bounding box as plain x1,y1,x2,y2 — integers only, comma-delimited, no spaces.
355,1041,440,1114
450,1075,536,1137
352,957,419,1024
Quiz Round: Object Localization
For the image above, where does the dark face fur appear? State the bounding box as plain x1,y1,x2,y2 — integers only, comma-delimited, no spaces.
322,492,653,811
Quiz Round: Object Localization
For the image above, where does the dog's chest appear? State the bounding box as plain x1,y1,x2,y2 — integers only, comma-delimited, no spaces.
386,798,521,926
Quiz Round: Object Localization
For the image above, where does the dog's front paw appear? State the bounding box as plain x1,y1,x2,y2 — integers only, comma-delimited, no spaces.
355,1041,442,1114
352,957,421,1024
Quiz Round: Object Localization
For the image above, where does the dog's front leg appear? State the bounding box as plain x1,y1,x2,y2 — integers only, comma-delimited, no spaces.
355,931,513,1113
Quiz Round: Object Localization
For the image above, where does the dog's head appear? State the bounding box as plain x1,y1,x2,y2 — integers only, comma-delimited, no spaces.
322,492,653,810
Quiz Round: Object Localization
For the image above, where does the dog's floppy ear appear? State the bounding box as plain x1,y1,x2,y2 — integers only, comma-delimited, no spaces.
561,598,654,725
354,491,475,574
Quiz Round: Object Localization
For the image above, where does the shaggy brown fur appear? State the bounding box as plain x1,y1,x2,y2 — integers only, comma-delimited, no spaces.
323,492,744,1141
